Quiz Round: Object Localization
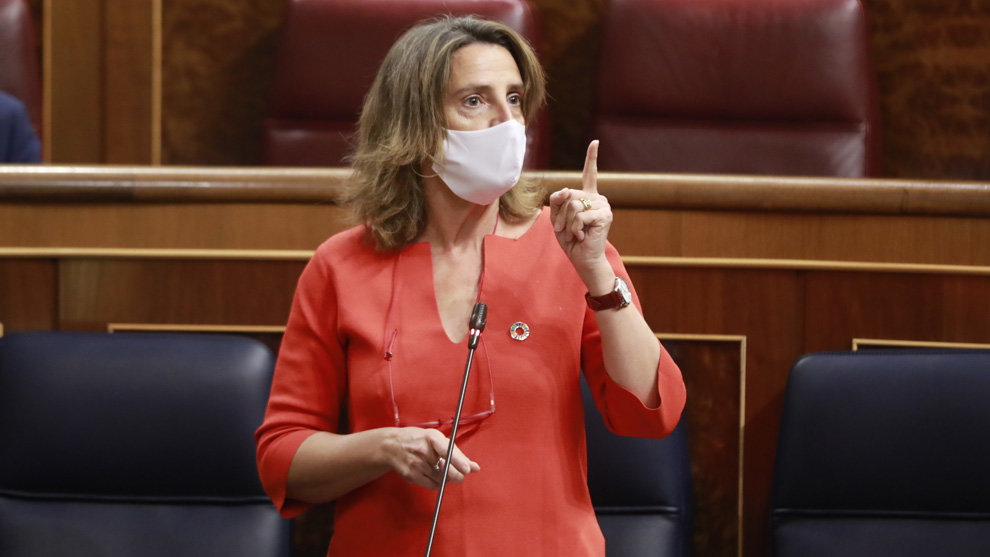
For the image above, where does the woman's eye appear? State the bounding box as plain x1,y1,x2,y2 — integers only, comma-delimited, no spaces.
508,93,522,105
464,96,482,107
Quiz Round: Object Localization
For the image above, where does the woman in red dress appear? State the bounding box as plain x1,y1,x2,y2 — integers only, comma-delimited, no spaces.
255,15,686,556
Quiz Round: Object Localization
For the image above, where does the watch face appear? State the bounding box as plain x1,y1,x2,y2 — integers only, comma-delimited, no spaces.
615,277,632,306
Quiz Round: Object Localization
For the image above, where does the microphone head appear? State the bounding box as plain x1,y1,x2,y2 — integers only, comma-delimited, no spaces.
470,302,487,332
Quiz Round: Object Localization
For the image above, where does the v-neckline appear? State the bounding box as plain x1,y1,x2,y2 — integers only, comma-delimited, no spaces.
401,208,546,344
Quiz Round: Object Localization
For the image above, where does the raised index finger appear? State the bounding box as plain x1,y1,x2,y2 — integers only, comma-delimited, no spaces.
582,139,600,195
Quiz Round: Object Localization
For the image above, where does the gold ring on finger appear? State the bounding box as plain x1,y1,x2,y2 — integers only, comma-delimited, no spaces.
432,457,443,473
579,198,593,212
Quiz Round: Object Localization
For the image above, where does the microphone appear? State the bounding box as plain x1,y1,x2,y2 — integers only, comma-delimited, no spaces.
426,301,487,556
468,301,487,349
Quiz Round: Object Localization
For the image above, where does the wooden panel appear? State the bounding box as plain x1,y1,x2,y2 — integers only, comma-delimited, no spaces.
44,0,154,163
58,259,304,330
160,0,285,165
0,259,57,331
863,0,990,179
664,337,744,557
804,271,990,351
0,203,346,250
611,209,990,266
104,0,155,164
46,0,103,162
633,266,804,557
2,167,989,266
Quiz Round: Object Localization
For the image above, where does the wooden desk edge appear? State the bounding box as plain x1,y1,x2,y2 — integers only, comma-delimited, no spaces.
1,166,988,216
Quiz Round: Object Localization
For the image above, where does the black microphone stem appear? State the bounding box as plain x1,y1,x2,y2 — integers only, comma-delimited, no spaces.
425,303,486,557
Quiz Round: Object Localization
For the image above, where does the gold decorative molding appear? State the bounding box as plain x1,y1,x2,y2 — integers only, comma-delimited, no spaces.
853,338,990,350
3,248,990,278
0,247,314,261
624,256,990,276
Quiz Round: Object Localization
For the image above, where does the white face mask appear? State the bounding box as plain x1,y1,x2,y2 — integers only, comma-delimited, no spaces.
431,119,527,206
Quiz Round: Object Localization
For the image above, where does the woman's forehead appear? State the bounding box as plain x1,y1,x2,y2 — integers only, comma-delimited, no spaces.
447,43,522,90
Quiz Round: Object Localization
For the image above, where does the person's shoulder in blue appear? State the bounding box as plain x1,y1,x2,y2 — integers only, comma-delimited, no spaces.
0,90,42,163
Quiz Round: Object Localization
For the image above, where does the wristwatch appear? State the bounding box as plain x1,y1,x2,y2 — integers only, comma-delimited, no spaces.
585,277,632,311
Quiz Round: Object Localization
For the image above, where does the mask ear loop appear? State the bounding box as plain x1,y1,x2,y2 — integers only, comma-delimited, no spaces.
417,133,447,181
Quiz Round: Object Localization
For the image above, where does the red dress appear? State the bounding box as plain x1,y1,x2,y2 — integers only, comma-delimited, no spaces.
255,208,686,556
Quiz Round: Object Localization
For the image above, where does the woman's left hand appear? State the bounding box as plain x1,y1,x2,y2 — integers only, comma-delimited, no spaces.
549,140,612,276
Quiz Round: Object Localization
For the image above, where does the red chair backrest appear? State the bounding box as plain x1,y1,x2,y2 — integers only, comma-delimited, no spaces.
263,0,548,168
593,0,880,176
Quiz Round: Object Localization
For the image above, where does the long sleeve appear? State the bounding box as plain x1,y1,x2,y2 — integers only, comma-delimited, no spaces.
255,245,347,517
580,243,686,438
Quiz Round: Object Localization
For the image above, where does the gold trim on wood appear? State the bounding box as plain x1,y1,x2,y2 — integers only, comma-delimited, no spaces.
853,338,990,350
0,247,314,261
107,323,286,334
657,332,747,557
3,248,989,277
624,256,990,276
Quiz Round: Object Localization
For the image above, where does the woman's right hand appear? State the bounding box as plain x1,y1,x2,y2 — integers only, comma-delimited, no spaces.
382,427,481,489
284,426,482,505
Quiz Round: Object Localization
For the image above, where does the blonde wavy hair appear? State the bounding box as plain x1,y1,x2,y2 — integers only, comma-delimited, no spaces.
343,16,547,251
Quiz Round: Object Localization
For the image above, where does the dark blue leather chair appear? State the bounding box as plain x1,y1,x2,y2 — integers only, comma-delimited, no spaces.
772,349,990,556
0,332,290,557
582,377,693,556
